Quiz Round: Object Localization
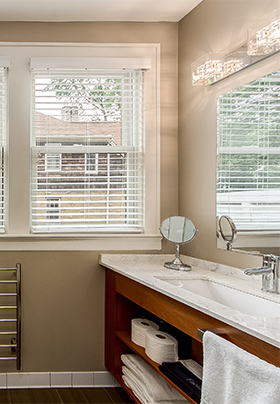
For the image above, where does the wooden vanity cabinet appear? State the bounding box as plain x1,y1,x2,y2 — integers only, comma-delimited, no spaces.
105,269,279,404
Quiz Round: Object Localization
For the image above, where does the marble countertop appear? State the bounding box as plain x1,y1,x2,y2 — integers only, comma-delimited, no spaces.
99,254,280,349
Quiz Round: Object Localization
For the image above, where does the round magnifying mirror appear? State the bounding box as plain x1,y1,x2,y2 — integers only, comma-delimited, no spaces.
219,215,237,250
160,216,197,271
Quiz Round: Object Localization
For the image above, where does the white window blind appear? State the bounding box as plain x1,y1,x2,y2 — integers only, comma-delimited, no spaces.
217,70,280,231
30,66,145,233
0,64,8,233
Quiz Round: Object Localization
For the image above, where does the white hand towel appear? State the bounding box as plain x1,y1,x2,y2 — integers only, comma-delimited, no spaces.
200,331,280,404
122,366,190,404
121,353,188,402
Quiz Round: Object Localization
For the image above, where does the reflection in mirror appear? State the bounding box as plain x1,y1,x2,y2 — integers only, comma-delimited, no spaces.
216,69,280,254
218,215,237,250
160,216,197,271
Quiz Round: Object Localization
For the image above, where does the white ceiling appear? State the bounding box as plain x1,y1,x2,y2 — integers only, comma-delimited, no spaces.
0,0,203,22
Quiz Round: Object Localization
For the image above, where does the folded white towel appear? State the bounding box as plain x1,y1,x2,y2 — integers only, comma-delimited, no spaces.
121,354,188,402
200,331,280,404
180,359,203,380
122,366,189,404
122,367,151,404
122,372,148,404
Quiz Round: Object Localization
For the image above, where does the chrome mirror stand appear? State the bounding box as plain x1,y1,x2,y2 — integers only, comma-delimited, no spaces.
164,244,191,271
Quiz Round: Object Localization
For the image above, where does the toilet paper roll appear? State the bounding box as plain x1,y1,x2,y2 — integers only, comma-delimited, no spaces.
145,329,179,364
131,318,159,348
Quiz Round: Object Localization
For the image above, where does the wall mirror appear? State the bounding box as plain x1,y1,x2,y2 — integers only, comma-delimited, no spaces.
216,69,280,255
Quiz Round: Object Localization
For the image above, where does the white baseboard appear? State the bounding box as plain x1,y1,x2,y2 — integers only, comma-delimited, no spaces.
0,371,118,389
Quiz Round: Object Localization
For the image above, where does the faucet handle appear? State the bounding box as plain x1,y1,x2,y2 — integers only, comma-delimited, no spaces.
263,254,276,263
262,254,279,275
262,254,271,267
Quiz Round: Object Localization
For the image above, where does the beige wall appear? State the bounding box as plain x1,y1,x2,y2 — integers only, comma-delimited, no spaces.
0,22,178,371
178,0,280,268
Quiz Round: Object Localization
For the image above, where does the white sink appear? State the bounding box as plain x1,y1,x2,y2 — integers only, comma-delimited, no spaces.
157,278,280,318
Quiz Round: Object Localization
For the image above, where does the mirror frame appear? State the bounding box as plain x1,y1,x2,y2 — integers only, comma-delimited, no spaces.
218,215,237,251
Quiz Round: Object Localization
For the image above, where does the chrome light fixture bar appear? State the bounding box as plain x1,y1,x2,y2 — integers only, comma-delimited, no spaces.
192,9,280,86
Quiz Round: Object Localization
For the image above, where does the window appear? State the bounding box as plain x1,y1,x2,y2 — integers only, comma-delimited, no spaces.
217,69,280,231
46,197,60,221
0,60,8,233
45,153,62,171
0,44,160,250
31,63,146,233
85,153,98,173
45,144,62,172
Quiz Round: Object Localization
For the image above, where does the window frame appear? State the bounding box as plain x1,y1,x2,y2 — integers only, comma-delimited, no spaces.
0,42,161,251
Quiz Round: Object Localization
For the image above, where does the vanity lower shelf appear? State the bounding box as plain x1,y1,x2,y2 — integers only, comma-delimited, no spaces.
116,330,198,404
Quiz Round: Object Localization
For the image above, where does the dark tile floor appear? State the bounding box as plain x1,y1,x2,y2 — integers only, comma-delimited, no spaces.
0,388,134,404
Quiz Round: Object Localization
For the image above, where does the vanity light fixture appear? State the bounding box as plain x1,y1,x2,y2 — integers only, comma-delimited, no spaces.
192,9,280,86
192,51,248,86
192,53,223,86
247,9,280,56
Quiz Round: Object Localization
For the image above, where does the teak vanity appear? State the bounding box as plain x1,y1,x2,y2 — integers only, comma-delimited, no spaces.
102,256,280,404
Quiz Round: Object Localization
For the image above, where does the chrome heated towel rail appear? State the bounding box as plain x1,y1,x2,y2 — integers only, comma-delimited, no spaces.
0,264,21,370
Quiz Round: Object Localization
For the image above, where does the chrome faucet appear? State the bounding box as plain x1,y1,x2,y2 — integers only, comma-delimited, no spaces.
244,254,280,294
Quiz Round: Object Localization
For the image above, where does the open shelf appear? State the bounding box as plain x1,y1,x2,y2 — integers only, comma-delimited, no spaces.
116,330,198,404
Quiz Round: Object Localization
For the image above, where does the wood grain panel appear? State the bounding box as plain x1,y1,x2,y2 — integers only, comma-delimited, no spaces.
114,271,280,367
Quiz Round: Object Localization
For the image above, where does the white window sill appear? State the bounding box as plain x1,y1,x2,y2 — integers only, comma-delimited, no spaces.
0,233,162,251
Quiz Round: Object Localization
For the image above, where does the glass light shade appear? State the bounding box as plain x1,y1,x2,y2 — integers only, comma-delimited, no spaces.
222,51,250,78
191,53,224,86
191,52,248,86
247,9,280,55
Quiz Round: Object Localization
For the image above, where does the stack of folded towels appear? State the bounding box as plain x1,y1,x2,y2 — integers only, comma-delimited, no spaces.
121,353,191,404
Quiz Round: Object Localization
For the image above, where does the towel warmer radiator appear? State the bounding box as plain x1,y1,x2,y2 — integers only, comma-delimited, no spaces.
0,264,21,370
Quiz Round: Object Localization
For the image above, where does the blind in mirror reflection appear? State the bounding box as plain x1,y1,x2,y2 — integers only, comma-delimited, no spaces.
217,69,280,232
